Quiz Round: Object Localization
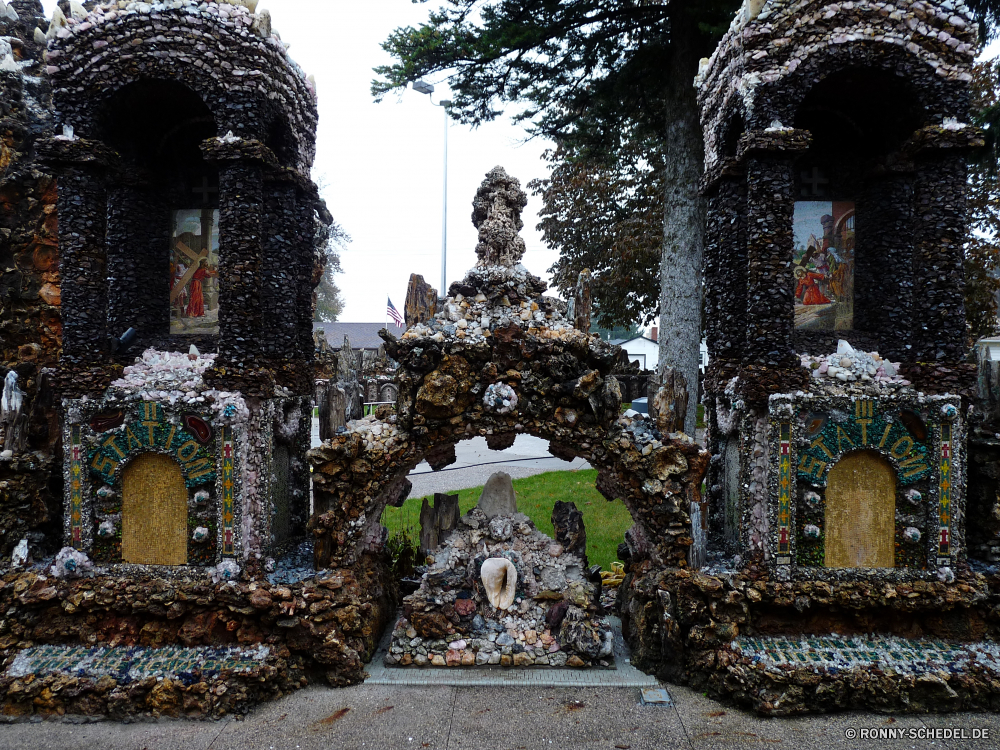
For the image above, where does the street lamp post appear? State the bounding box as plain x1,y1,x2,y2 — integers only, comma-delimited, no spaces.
413,80,451,295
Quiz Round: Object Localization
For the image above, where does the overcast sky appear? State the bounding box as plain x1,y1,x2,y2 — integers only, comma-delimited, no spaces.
37,2,1000,324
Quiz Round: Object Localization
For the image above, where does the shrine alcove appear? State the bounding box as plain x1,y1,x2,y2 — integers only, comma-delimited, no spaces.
122,452,189,566
824,450,897,568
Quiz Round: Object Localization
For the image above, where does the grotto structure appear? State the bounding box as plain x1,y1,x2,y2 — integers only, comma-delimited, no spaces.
615,0,1000,715
307,166,710,668
0,1,399,720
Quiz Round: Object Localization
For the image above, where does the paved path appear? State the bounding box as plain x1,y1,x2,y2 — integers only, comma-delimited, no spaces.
406,435,591,499
3,681,997,750
313,420,591,498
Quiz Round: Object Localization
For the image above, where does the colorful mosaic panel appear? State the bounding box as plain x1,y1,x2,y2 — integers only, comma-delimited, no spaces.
798,399,930,486
735,636,1000,677
69,426,84,550
938,423,952,563
222,426,235,556
777,423,792,564
7,644,270,682
88,403,216,488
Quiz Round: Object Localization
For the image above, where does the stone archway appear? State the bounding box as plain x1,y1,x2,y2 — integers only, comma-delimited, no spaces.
122,453,189,565
825,450,896,568
309,168,709,573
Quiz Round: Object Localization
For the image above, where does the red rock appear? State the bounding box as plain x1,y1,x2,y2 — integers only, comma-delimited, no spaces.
446,649,462,666
454,598,476,616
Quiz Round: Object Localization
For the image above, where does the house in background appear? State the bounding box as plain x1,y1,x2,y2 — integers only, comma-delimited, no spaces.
611,326,710,373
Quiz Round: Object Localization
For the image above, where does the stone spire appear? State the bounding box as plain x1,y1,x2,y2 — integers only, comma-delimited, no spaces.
471,166,528,268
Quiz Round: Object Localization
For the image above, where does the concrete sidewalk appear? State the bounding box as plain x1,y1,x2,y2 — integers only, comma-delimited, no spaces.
1,681,997,750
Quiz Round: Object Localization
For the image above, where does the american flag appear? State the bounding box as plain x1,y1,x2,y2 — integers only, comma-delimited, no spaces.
387,297,404,327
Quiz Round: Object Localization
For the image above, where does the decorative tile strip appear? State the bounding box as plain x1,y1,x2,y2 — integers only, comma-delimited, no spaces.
735,635,1000,677
938,423,952,564
222,426,235,556
70,426,84,549
777,423,792,565
7,644,270,681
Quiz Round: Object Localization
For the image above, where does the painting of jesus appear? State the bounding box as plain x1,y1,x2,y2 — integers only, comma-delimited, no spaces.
793,201,855,330
170,209,220,335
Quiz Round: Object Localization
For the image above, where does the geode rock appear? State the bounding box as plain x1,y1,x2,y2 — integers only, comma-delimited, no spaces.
558,606,603,660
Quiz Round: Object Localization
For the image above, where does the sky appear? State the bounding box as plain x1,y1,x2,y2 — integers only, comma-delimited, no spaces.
36,2,1000,324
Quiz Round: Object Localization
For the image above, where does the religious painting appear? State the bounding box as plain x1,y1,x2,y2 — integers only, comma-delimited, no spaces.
170,209,220,335
792,201,855,330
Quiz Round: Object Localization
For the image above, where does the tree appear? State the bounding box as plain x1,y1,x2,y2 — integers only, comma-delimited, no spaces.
314,220,349,323
528,133,664,329
966,57,1000,343
375,0,740,433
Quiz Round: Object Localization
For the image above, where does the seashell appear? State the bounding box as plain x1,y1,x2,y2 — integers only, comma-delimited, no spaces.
480,557,517,610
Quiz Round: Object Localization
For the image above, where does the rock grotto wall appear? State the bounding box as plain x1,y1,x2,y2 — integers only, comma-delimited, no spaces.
0,553,397,719
619,565,1000,715
0,1,63,559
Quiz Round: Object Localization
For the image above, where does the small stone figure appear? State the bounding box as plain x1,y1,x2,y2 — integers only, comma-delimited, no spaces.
471,166,528,268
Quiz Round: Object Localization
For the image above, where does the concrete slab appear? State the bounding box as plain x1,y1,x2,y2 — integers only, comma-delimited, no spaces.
214,684,456,750
669,686,942,750
445,686,690,750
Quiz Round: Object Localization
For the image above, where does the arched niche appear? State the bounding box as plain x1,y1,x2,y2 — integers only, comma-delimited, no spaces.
121,452,189,565
824,450,897,569
97,80,223,348
789,63,928,351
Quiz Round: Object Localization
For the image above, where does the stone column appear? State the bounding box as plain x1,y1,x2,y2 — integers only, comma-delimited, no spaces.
911,152,968,364
855,172,914,361
294,189,320,372
261,179,300,365
740,133,810,369
202,138,274,395
37,138,117,395
106,185,170,350
703,171,747,370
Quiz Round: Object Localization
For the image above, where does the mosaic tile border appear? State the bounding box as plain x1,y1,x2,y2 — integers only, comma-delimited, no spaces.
735,635,1000,676
7,644,271,684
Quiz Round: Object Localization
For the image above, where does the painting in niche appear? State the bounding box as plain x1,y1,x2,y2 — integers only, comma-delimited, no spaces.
793,201,855,330
170,209,220,335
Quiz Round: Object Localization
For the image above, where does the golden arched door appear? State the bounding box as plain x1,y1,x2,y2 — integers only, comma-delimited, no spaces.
824,451,896,568
122,453,188,565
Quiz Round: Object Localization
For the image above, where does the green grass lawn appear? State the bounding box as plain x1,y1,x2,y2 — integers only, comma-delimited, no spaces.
381,468,632,571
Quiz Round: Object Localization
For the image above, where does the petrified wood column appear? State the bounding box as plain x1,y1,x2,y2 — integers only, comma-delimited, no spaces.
106,184,170,349
261,179,299,365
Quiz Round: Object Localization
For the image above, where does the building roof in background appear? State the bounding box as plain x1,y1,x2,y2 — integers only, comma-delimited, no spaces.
611,336,657,347
313,322,391,350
